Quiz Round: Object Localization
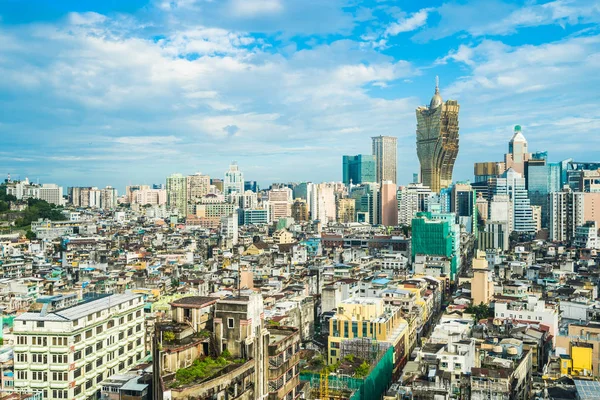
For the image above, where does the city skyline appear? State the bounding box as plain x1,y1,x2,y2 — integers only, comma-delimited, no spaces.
1,0,599,191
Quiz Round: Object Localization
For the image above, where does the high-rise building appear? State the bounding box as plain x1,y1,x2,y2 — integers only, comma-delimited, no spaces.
100,186,118,209
550,187,585,242
166,173,188,216
504,125,530,175
416,79,460,193
223,163,244,195
372,136,397,185
475,193,489,222
397,183,433,226
220,214,238,245
451,182,478,234
411,211,460,280
471,251,494,306
6,179,64,205
478,221,509,251
239,208,269,225
187,173,211,201
342,154,376,185
14,294,145,400
125,185,150,203
291,199,309,222
309,183,336,224
489,194,513,234
584,193,600,227
489,168,535,235
244,180,258,192
380,181,397,227
526,155,561,228
473,162,505,183
336,198,356,223
268,187,292,223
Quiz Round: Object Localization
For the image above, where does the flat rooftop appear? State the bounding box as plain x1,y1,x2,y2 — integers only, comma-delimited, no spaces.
15,293,141,322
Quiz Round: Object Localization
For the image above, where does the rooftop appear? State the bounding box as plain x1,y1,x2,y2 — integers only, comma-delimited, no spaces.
15,293,141,322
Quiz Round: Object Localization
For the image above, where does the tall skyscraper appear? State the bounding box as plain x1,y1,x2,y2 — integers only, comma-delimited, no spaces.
397,183,433,226
223,162,244,195
372,136,397,185
166,173,188,216
342,154,376,185
416,78,460,193
526,154,561,228
550,187,585,242
504,125,530,175
489,169,535,235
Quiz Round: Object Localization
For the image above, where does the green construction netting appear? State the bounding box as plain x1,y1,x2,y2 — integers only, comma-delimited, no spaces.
300,346,394,400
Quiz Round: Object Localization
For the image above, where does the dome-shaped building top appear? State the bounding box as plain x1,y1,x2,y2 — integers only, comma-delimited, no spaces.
429,77,443,109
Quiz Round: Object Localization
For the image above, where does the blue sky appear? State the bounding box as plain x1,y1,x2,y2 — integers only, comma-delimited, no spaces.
1,0,599,191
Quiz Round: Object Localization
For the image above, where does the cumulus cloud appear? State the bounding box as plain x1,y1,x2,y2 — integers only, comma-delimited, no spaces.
385,8,431,36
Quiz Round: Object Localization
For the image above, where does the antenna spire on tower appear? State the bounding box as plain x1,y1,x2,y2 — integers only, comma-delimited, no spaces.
435,76,440,93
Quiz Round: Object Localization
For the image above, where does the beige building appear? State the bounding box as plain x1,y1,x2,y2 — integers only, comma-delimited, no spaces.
336,198,355,223
268,188,292,223
531,205,542,232
504,125,530,175
471,251,494,306
416,79,459,193
585,192,600,226
380,180,398,226
187,173,211,201
372,136,398,185
273,229,294,245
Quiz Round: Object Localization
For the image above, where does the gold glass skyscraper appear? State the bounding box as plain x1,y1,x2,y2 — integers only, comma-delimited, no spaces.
416,79,460,193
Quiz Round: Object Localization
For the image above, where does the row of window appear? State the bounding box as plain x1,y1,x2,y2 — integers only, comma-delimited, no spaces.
499,313,544,321
72,302,142,327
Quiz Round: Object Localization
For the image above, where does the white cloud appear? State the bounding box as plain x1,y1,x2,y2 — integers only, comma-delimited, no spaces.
385,8,431,36
229,0,283,17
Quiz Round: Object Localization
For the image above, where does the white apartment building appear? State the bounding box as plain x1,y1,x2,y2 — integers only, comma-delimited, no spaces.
495,295,559,343
13,294,145,400
550,188,585,242
397,183,433,226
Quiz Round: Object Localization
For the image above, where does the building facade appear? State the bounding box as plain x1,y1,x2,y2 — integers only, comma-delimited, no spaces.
416,81,460,193
342,154,376,185
223,163,244,195
372,136,398,185
166,173,188,217
13,294,145,400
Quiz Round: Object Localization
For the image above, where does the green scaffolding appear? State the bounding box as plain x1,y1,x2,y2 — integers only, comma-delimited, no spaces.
300,346,394,400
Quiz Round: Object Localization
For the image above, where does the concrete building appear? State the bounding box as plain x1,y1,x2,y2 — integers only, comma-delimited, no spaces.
372,136,398,185
504,125,530,175
6,179,64,205
224,163,244,195
342,154,376,185
240,208,269,226
412,212,460,281
397,183,433,226
187,173,210,201
336,198,356,224
526,154,561,228
489,168,535,235
291,199,308,222
495,295,559,344
380,181,398,227
474,162,504,183
166,173,188,217
309,183,336,224
550,187,585,242
220,214,238,245
268,188,292,223
471,251,494,306
132,188,167,206
584,192,600,227
574,221,599,249
13,294,145,400
416,79,460,193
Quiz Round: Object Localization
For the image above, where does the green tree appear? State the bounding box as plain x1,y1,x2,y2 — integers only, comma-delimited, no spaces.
354,361,370,378
25,230,36,240
466,303,493,321
163,331,175,342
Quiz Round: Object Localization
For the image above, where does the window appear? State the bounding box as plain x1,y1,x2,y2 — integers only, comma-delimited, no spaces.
17,336,27,345
74,351,82,361
88,315,93,322
52,372,67,381
52,354,67,363
228,318,235,328
36,321,45,328
32,371,47,381
85,363,93,372
96,342,103,351
85,346,93,356
16,371,27,380
74,334,81,343
85,330,92,339
96,326,103,334
16,353,27,362
32,354,47,364
74,386,82,396
73,319,79,327
74,368,82,379
96,358,103,367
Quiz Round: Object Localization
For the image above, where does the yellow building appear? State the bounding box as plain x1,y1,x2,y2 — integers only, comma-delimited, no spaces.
336,198,356,223
560,343,593,377
471,251,494,306
273,229,294,244
556,323,600,377
328,297,408,375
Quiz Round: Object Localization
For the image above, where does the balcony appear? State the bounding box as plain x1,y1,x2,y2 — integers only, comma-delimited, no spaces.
30,363,47,371
30,381,48,389
50,364,69,372
14,345,29,352
50,381,69,389
50,346,68,353
29,345,48,353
